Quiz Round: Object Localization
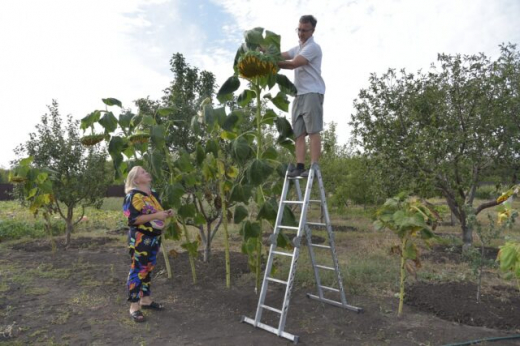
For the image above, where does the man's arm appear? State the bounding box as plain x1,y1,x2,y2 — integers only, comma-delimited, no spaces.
278,52,308,70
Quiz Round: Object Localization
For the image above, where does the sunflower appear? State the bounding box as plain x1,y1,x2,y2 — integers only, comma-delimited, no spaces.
128,133,150,144
80,134,105,146
9,176,27,184
237,51,278,79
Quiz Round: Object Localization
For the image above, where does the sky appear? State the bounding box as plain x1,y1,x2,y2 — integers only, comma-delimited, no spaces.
1,0,519,168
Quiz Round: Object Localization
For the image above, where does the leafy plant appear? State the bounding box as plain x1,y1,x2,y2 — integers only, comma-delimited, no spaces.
495,185,520,290
217,27,297,291
12,101,109,248
351,44,520,248
498,242,520,291
9,157,57,252
374,193,439,316
464,208,515,302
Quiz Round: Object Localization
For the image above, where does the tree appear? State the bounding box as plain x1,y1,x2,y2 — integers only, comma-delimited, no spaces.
13,100,109,247
0,169,9,184
320,123,380,208
143,52,216,153
351,44,520,247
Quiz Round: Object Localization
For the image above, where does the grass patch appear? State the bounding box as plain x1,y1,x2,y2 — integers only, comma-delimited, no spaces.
0,281,9,293
24,287,50,296
0,219,48,241
101,197,124,211
69,291,108,308
52,309,71,325
27,263,72,280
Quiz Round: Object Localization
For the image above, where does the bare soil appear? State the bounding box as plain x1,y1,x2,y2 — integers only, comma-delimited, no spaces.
1,236,520,345
423,244,499,264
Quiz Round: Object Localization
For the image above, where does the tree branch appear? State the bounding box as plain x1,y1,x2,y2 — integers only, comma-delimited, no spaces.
73,205,86,226
210,212,223,242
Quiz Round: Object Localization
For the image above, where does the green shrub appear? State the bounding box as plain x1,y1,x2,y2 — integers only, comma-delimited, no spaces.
474,185,500,200
0,219,46,241
0,219,66,241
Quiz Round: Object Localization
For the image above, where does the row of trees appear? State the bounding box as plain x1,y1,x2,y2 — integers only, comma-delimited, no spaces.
351,43,520,247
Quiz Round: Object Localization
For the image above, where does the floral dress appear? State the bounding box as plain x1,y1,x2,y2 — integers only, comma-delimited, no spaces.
123,189,164,302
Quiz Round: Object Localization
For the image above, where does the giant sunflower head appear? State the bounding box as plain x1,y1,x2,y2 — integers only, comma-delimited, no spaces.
237,51,278,79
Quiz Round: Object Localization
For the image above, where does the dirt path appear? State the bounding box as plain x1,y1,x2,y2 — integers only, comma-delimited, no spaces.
1,236,519,345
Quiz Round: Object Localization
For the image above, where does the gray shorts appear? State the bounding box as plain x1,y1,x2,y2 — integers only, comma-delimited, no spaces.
291,93,324,138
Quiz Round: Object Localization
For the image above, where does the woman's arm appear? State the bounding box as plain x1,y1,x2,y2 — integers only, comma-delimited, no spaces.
134,209,173,225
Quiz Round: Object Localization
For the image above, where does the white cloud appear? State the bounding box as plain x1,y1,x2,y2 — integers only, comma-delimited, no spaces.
1,0,519,168
0,0,176,167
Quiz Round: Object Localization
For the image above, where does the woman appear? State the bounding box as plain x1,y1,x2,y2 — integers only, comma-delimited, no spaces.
123,166,173,322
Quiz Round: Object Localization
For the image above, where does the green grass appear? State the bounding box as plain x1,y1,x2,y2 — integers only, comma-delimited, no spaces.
0,199,126,243
26,263,72,280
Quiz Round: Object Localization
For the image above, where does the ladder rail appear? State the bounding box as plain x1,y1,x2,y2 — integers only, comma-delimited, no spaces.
314,165,348,306
276,167,314,334
253,168,293,326
296,170,326,301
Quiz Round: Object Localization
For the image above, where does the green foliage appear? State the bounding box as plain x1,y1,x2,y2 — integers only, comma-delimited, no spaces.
217,27,297,291
351,44,520,246
498,242,520,289
474,185,500,200
156,53,217,153
0,169,10,184
13,101,109,248
464,205,517,302
0,219,47,241
374,193,439,316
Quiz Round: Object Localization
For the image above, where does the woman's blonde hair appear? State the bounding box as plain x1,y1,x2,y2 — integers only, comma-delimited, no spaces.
125,166,143,194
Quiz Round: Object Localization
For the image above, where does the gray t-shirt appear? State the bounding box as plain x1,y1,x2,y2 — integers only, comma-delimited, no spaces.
288,36,326,95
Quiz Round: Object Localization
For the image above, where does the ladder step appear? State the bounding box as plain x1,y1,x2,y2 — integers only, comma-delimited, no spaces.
271,250,293,257
241,316,299,343
309,199,322,203
267,277,288,285
307,222,326,227
278,225,299,231
316,265,335,271
261,304,282,314
283,200,304,205
311,244,331,249
320,285,340,293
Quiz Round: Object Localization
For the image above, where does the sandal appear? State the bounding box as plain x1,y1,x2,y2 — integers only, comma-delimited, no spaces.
141,301,164,310
130,310,146,323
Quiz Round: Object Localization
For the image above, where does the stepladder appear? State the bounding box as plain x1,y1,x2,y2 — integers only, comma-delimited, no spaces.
241,163,362,343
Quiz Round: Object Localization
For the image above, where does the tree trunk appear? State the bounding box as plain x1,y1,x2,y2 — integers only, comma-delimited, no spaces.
441,188,473,247
203,223,211,263
461,222,473,251
203,240,211,262
66,216,73,248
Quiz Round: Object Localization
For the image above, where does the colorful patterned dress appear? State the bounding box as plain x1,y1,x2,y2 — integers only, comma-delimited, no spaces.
123,189,164,302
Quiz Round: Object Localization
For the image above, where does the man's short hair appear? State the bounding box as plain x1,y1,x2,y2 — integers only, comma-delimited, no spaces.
300,15,317,28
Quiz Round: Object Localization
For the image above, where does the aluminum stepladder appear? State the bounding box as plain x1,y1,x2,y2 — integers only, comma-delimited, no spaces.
241,163,362,343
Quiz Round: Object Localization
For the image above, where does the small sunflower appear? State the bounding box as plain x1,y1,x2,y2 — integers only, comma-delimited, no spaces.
9,176,27,184
128,133,150,144
80,134,105,146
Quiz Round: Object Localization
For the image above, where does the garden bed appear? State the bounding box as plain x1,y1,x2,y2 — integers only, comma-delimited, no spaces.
1,236,520,345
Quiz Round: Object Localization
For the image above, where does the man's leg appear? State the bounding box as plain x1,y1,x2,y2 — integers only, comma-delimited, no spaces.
309,132,321,163
295,134,306,164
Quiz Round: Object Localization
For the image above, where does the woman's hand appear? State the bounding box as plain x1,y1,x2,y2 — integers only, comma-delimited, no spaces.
155,210,172,221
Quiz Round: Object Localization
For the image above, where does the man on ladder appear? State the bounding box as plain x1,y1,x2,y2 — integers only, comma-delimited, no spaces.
278,14,325,178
